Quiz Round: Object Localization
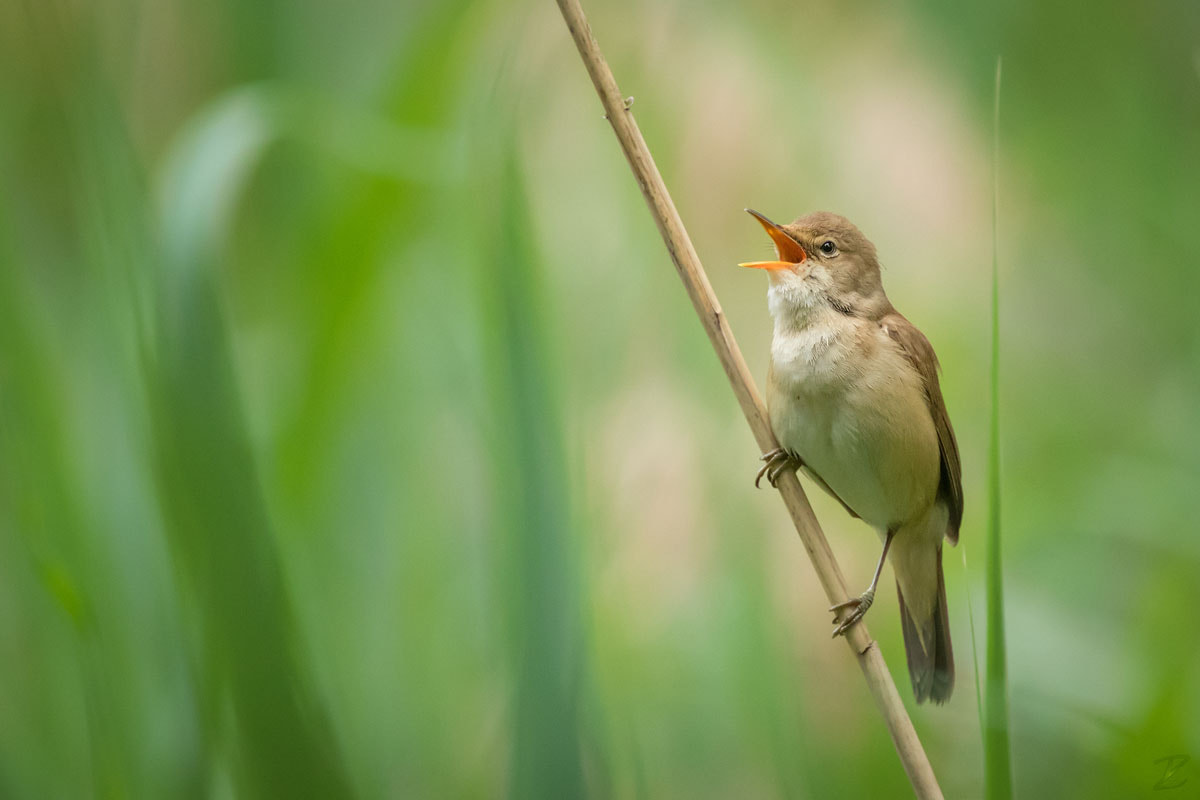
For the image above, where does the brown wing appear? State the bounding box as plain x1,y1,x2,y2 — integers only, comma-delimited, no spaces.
800,465,861,520
882,313,963,542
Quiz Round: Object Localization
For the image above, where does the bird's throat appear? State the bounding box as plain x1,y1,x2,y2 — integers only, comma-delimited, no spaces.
766,279,825,331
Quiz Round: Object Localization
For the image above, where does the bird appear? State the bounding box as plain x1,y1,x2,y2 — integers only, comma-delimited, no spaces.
739,208,962,704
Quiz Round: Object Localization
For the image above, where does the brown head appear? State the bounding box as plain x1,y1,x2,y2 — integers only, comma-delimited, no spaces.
739,209,892,321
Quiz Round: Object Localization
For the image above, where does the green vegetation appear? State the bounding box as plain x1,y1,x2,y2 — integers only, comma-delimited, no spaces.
985,56,1013,800
1,1,1196,797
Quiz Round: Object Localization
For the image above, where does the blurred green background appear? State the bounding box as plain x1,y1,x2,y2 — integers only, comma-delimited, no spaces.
1,0,1198,797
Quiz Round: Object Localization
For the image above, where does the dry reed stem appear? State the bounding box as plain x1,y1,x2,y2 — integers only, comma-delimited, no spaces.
553,1,944,797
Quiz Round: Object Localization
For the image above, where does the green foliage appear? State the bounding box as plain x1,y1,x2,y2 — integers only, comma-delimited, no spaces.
0,1,1197,798
985,57,1014,800
151,88,353,798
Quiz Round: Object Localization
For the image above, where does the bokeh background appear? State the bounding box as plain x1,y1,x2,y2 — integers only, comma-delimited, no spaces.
2,0,1198,797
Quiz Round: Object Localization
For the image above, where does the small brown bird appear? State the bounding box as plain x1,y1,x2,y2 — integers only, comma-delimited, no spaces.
740,209,962,704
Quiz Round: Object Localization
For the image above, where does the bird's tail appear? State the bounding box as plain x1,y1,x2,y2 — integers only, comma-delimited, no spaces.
896,545,954,704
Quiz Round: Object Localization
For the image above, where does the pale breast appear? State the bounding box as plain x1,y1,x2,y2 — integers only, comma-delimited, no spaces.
768,312,940,529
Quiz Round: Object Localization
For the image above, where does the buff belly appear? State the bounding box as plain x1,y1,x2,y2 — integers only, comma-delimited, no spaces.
767,312,940,532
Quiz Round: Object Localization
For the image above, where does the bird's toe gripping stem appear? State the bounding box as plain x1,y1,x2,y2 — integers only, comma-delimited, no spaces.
755,446,802,489
829,589,875,637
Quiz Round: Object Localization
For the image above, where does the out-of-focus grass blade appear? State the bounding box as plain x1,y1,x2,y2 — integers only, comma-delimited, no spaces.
0,248,120,800
0,28,172,796
150,88,353,799
478,137,586,798
985,55,1014,800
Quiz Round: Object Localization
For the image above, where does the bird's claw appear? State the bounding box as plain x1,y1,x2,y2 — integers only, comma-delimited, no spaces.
755,447,802,489
830,589,874,637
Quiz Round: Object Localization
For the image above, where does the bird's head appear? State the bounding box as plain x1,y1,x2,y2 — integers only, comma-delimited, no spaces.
740,209,889,321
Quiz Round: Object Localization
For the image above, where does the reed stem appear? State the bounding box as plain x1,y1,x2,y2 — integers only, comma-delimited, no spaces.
553,1,944,796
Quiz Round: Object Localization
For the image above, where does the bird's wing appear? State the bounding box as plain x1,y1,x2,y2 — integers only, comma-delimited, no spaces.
882,312,963,542
800,465,861,520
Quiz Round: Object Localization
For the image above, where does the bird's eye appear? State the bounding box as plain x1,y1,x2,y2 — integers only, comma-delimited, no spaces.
819,240,837,256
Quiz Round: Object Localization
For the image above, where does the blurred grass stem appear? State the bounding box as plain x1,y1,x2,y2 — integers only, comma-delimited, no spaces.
985,56,1014,800
554,0,944,796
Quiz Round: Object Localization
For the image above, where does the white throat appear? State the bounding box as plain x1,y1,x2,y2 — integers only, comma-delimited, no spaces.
766,277,824,335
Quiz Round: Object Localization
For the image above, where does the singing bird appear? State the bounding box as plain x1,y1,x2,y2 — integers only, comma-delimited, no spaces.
740,209,962,704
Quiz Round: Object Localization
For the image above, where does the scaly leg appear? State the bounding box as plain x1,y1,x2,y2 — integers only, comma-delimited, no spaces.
830,528,896,637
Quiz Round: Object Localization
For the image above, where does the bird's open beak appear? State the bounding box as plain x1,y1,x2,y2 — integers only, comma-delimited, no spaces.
739,209,806,270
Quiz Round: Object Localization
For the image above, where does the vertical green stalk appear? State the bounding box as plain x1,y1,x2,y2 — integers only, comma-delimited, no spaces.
150,90,353,799
985,55,1014,800
484,149,585,800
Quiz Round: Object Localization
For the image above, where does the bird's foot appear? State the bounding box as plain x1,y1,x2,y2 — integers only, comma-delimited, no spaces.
755,447,802,489
829,589,874,637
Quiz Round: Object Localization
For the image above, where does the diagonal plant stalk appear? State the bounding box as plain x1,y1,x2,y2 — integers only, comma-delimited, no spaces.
554,1,944,797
